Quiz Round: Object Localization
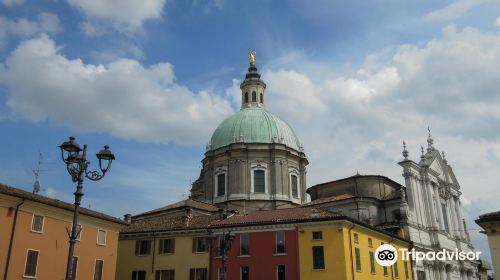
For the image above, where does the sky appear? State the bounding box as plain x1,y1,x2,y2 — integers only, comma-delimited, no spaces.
1,0,500,264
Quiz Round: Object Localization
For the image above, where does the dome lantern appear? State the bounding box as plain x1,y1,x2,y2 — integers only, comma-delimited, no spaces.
240,51,266,109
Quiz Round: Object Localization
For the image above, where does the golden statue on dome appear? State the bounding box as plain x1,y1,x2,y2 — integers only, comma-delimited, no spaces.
249,50,256,65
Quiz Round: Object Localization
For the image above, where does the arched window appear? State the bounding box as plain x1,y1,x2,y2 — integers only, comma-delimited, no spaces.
291,174,298,198
253,170,265,193
216,173,226,197
252,91,257,102
260,93,263,103
244,92,249,103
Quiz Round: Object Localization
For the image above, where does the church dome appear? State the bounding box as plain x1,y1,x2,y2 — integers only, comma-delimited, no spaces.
208,107,303,152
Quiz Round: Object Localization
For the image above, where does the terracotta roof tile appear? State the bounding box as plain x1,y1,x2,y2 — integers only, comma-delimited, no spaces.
476,211,500,223
302,193,354,206
0,183,127,225
134,199,220,218
122,214,219,233
211,207,343,227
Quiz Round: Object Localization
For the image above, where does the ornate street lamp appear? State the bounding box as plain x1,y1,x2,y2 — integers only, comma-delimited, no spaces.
219,232,235,280
58,137,115,280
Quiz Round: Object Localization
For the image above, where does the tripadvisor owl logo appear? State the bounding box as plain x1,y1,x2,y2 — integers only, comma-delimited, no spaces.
375,244,398,267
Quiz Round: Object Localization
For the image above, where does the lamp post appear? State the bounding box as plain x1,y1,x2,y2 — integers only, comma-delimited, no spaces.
58,137,115,280
219,232,235,280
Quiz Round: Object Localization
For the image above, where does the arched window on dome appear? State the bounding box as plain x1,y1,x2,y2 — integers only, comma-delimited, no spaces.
291,174,298,198
252,91,257,102
244,92,249,103
214,167,227,200
253,170,265,193
260,93,263,103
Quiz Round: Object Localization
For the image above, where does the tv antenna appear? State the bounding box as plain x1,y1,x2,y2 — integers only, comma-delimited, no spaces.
32,152,43,194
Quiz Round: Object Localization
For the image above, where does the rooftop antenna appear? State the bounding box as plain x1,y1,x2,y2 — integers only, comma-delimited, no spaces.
32,152,43,194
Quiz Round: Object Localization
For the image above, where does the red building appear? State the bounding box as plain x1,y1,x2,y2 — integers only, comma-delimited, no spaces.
208,207,338,280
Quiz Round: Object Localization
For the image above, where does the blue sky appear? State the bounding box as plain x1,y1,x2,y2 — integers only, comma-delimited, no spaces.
1,0,500,263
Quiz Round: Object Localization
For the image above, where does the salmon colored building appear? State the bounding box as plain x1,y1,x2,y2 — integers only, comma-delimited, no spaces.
0,183,127,280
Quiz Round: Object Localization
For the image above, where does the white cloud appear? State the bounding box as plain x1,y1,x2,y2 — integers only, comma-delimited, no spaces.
68,0,166,34
496,17,500,27
1,0,24,6
0,35,233,144
424,0,491,22
0,13,61,48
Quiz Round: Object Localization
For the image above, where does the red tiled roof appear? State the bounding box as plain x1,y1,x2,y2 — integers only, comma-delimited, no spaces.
211,207,343,227
122,214,219,233
302,193,354,206
476,211,500,223
0,183,127,225
134,199,220,218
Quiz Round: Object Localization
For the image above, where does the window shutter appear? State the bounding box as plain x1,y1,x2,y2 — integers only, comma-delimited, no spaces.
355,248,361,271
192,238,196,252
189,268,195,280
135,240,140,255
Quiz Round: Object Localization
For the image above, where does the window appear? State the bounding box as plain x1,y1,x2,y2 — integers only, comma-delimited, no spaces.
277,265,286,280
353,233,359,243
290,175,298,198
260,93,263,103
217,173,226,197
31,214,44,233
241,266,249,280
276,231,285,254
23,250,39,277
189,268,207,280
155,270,174,280
404,261,409,279
384,266,388,277
355,248,361,271
252,91,256,102
74,224,83,241
192,237,209,253
159,238,175,254
93,260,103,280
441,203,450,233
132,270,146,280
135,240,152,256
370,251,376,274
217,236,224,257
240,233,250,255
244,92,249,103
312,231,323,240
312,246,325,270
253,170,265,193
70,256,78,280
97,229,106,245
394,263,399,278
368,238,373,247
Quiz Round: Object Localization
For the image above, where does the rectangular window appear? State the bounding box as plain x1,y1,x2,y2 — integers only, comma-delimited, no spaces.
70,256,78,280
217,173,225,197
276,231,285,254
159,238,175,254
132,270,146,280
370,251,376,274
355,248,361,271
31,214,44,232
441,203,450,232
240,233,250,255
192,237,209,253
155,270,174,280
277,265,286,280
241,266,249,280
394,263,399,278
93,259,103,280
353,233,359,243
97,229,107,245
384,266,388,277
312,246,325,270
23,250,39,277
368,238,373,247
135,240,152,256
75,224,83,241
291,175,298,198
312,231,322,240
189,268,207,280
404,261,409,279
254,170,265,193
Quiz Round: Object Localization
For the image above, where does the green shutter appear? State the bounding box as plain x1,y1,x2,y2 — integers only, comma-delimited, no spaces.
394,263,399,278
384,266,388,276
404,261,409,279
312,246,325,269
355,248,361,271
369,251,375,274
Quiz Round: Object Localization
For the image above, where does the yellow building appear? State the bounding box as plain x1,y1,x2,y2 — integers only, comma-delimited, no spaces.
476,211,500,276
0,183,127,280
116,199,222,280
298,218,413,280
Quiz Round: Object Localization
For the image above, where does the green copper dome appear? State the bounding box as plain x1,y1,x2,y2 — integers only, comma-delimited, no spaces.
208,107,303,152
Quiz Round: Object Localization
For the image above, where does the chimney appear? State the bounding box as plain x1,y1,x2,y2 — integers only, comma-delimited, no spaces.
366,218,374,226
182,208,193,227
124,214,132,224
